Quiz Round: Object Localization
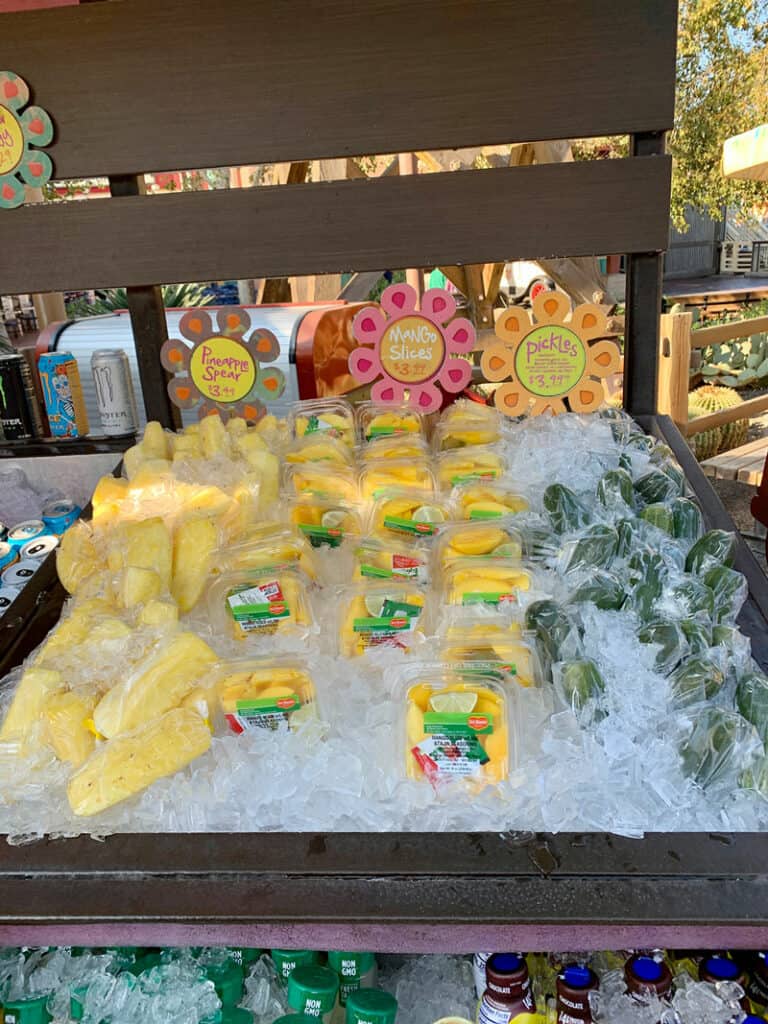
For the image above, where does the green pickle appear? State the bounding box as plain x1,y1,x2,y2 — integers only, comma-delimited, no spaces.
633,469,680,505
570,571,626,611
669,655,725,707
525,600,579,666
680,617,712,654
669,576,715,619
637,620,687,674
639,503,674,535
597,468,635,511
557,658,605,713
671,497,703,541
736,672,768,745
542,484,591,534
680,707,756,788
703,564,746,623
562,524,619,574
685,529,737,575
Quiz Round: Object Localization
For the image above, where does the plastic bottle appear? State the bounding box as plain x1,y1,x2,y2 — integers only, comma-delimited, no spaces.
271,950,320,985
555,965,598,1023
746,953,768,1011
698,955,746,987
2,994,52,1024
327,953,377,1007
345,988,398,1024
477,953,537,1023
624,954,673,1004
287,964,340,1022
204,958,245,1007
473,955,492,999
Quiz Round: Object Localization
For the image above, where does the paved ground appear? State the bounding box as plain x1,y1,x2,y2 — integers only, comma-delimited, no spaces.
711,477,767,572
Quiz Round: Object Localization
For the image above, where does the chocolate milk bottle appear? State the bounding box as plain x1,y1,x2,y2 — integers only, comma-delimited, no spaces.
477,953,538,1023
555,964,599,1023
625,954,674,1004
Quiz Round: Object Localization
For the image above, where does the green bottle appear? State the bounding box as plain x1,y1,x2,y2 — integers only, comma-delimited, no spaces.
270,949,319,984
327,952,377,1006
204,959,245,1007
345,989,398,1024
287,965,340,1022
2,995,52,1024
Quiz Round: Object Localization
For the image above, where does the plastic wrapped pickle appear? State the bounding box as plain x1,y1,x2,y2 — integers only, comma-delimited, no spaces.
405,674,509,785
286,462,358,504
284,434,355,467
432,400,502,450
353,537,430,583
436,445,507,491
220,524,318,580
289,498,362,549
67,708,211,816
452,482,529,520
207,570,313,641
370,490,451,541
435,521,523,570
370,489,454,544
338,583,427,657
444,558,531,607
356,402,424,441
213,657,318,735
358,460,436,502
288,397,355,446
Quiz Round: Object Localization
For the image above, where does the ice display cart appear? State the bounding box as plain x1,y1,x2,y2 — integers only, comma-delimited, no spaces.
2,0,768,963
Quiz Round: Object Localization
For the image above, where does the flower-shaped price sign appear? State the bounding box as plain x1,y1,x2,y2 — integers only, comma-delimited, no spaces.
481,291,620,417
0,71,54,209
161,308,286,422
349,283,474,413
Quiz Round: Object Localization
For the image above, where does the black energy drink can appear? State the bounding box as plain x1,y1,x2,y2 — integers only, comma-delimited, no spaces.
0,353,44,440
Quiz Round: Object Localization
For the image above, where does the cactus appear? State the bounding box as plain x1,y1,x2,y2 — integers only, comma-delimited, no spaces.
689,385,748,452
687,397,723,460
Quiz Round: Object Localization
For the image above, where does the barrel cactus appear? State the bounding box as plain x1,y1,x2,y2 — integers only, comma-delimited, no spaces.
689,385,748,452
688,398,723,460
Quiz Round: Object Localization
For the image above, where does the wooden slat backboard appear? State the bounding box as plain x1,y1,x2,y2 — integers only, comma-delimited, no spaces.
0,0,678,178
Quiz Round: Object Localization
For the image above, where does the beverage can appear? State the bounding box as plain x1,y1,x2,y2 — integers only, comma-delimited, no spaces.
0,586,20,613
20,534,59,560
42,498,82,534
38,351,90,437
92,349,139,436
8,520,46,547
2,558,41,588
0,353,45,440
0,541,16,571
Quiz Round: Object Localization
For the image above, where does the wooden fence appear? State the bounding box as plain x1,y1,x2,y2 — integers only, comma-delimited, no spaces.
657,311,768,435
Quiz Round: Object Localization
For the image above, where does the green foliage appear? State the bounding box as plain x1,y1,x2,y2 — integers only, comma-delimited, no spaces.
366,270,407,303
65,282,214,319
671,0,768,229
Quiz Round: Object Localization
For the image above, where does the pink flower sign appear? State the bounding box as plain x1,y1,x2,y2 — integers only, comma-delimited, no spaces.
349,283,474,414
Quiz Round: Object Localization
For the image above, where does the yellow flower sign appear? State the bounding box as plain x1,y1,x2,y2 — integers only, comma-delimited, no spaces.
481,292,620,416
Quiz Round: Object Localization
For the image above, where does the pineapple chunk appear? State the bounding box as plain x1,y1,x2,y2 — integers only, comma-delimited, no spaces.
226,416,248,439
57,522,101,595
67,707,211,816
0,668,63,747
91,476,129,525
124,517,173,587
120,566,163,609
137,599,179,628
142,420,170,460
87,617,133,645
92,632,217,738
171,516,219,612
122,443,146,481
44,691,97,766
170,434,203,459
199,413,230,458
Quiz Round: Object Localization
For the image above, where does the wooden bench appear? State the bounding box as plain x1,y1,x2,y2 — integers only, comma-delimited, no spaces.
702,436,768,485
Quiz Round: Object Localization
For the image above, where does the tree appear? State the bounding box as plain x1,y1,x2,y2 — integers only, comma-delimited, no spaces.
671,0,768,229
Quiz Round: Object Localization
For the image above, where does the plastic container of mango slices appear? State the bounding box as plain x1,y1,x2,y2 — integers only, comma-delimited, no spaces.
355,401,426,442
433,520,524,571
289,498,363,549
287,397,356,445
352,536,430,584
435,444,508,491
336,582,429,658
431,402,502,452
359,432,431,463
284,462,359,504
358,460,436,503
442,557,532,608
369,489,453,541
217,524,318,579
209,656,320,735
284,433,356,467
402,668,512,787
451,481,530,521
207,568,315,641
436,629,543,689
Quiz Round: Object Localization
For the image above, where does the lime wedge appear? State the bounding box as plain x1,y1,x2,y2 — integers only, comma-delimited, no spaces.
429,691,478,714
321,509,347,530
413,505,446,524
364,592,401,617
492,542,521,558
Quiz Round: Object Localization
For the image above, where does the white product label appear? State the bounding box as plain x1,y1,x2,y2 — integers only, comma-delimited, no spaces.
478,999,514,1024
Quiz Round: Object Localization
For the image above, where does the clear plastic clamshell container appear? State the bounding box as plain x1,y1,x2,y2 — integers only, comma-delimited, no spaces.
337,582,428,658
289,497,362,549
352,536,430,584
432,399,502,451
443,557,531,608
358,459,436,502
288,397,356,446
434,520,523,572
355,402,425,442
403,669,511,786
452,481,530,521
284,462,359,504
369,489,452,541
218,523,318,580
437,624,542,688
284,433,355,467
359,433,431,463
210,656,319,735
207,568,314,641
436,444,508,491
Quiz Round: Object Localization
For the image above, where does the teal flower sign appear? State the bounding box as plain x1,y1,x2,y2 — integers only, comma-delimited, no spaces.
0,71,54,210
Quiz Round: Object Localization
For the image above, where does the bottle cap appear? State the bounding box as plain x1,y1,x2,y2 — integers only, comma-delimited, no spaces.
630,957,663,983
702,956,740,980
2,994,52,1024
205,960,245,1006
273,1017,317,1023
345,988,398,1024
328,951,376,978
271,949,319,980
222,1009,254,1024
487,953,524,975
562,965,594,989
287,965,339,1014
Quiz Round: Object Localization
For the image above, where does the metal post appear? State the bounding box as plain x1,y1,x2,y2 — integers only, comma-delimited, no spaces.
623,132,667,417
107,175,181,429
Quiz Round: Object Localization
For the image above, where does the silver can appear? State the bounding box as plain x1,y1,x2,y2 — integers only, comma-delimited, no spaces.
91,349,139,436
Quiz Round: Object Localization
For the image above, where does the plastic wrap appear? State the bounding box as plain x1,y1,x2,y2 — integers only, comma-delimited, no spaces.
679,707,762,789
668,652,727,709
542,483,592,534
553,658,606,719
352,537,430,584
685,529,738,575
